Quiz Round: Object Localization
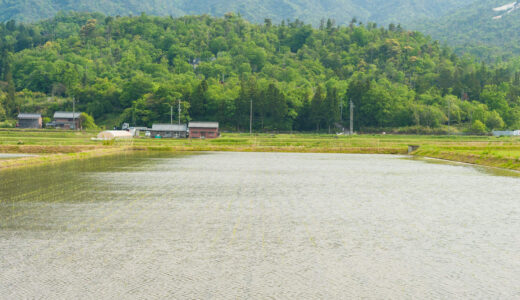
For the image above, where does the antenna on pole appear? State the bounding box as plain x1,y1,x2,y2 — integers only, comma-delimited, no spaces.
349,99,354,135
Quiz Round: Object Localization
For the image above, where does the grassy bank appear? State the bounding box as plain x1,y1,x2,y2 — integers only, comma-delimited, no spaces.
1,129,520,171
413,148,520,171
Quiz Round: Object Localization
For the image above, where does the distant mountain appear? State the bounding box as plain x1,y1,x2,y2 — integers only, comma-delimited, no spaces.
492,1,520,19
414,0,520,60
3,0,520,61
0,0,475,26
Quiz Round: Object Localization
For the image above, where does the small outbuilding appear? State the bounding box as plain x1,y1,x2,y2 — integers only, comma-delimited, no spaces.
189,122,219,139
97,130,133,140
150,124,188,138
17,113,42,129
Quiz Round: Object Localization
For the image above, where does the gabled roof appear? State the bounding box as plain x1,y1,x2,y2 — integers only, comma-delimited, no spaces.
18,113,41,120
54,111,81,119
151,124,187,131
189,122,219,129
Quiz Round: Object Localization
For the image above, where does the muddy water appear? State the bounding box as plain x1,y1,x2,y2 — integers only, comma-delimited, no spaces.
0,152,519,298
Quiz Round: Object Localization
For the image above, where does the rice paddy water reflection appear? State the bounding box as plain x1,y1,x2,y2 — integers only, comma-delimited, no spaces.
0,152,519,298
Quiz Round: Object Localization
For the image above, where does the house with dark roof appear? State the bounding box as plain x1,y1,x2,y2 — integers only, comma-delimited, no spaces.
48,112,82,129
189,122,219,139
17,113,42,129
150,124,188,138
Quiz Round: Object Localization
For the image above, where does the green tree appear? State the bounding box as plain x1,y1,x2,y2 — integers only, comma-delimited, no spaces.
80,112,98,130
209,37,228,55
120,75,155,107
485,110,505,130
246,47,267,72
480,85,508,116
265,83,288,130
0,93,6,121
80,19,97,45
310,85,325,130
324,86,340,131
190,80,209,120
469,120,488,135
5,70,16,116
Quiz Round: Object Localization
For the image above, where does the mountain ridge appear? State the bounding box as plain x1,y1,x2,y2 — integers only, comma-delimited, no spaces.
414,0,520,60
0,0,475,25
2,1,520,60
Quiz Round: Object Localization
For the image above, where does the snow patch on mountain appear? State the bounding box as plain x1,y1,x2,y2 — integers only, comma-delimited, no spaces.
493,2,517,11
493,1,520,19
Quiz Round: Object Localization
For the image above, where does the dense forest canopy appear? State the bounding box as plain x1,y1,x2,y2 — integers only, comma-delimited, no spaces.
1,12,520,133
3,0,520,62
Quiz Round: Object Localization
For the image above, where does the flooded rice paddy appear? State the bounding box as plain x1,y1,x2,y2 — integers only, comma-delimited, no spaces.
0,152,519,298
0,153,36,160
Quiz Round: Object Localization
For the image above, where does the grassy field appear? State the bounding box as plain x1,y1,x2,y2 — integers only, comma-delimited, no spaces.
1,129,520,171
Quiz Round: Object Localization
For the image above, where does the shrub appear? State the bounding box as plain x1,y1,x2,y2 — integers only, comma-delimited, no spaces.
468,120,488,135
0,120,15,128
485,110,505,130
80,113,98,130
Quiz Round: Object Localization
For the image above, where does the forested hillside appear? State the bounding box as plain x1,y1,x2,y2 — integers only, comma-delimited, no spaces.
0,0,474,26
1,13,520,132
415,0,520,60
6,0,520,63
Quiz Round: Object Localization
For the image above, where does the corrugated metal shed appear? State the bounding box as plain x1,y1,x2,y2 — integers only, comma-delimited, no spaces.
18,113,41,120
54,112,81,119
189,122,219,129
152,124,187,131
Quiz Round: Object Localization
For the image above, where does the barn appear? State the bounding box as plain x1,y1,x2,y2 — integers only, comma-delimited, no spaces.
189,122,219,139
150,124,188,138
17,113,42,129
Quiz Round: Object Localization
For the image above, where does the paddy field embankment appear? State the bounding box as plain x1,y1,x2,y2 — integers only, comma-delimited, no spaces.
1,129,520,171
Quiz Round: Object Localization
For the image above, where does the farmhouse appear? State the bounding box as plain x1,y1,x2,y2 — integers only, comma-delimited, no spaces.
17,113,42,129
150,124,188,138
49,112,82,129
189,122,219,139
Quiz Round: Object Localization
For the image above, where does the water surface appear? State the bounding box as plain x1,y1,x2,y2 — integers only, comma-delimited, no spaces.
0,153,36,160
0,152,519,298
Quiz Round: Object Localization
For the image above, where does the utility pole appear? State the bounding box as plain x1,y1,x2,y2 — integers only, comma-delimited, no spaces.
349,99,354,135
178,99,181,125
448,99,451,127
72,96,76,130
170,105,173,125
249,99,253,135
340,100,343,122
